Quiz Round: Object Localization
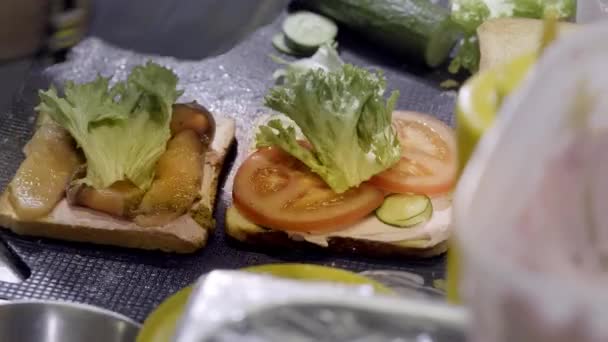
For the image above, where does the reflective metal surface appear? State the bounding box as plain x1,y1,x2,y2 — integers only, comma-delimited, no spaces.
360,270,445,299
0,300,139,342
175,271,468,342
204,303,466,342
0,240,29,283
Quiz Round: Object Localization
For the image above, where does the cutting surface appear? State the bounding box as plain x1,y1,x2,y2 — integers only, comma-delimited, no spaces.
0,11,458,322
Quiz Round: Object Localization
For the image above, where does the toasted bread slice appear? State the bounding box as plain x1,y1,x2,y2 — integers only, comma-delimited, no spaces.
228,113,450,258
225,205,450,259
0,116,235,253
478,18,578,71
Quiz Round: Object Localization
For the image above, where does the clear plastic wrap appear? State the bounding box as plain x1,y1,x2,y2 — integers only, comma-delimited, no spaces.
173,271,467,342
455,21,608,342
577,0,608,23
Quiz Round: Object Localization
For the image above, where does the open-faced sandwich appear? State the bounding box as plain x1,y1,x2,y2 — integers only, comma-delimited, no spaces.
0,62,235,253
226,64,456,258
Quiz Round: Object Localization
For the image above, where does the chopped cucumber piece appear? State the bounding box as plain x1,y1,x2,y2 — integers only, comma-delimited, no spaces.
272,33,302,56
376,194,433,228
282,11,338,54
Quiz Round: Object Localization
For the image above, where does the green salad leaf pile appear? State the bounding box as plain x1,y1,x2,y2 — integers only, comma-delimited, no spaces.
258,64,401,193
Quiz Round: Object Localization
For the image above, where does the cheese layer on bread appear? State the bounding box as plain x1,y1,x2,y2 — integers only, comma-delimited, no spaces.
227,195,451,250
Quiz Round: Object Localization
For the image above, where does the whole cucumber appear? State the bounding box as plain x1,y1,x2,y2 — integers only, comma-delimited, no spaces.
299,0,462,67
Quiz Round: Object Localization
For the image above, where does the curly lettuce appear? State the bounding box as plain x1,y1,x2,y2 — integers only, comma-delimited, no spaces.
450,0,576,73
36,62,182,190
258,64,401,193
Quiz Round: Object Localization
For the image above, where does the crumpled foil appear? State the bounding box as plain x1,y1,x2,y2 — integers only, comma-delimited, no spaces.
173,271,467,342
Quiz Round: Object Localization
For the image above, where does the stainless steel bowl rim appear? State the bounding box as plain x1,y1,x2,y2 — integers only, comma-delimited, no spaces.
0,299,140,327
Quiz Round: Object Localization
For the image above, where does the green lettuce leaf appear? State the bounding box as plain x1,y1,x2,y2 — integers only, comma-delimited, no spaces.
258,64,401,193
448,36,480,74
36,62,182,190
450,0,576,73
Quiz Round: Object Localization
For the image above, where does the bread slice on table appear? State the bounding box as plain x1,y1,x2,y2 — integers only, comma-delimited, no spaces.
478,17,578,71
225,114,451,258
0,116,235,253
225,198,451,259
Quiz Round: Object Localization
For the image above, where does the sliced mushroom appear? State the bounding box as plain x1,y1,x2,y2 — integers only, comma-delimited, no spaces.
66,165,144,218
9,123,82,220
134,129,204,227
66,174,144,218
171,102,216,146
61,103,212,224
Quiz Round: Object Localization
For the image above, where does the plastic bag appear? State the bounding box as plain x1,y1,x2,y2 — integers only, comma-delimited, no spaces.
455,21,608,342
172,271,466,342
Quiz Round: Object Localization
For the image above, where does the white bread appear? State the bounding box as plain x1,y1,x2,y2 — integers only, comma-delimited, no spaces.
225,206,449,258
0,116,235,253
478,18,578,71
226,111,451,258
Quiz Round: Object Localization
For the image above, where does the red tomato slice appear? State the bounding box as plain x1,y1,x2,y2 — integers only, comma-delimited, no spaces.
233,146,385,233
369,111,457,196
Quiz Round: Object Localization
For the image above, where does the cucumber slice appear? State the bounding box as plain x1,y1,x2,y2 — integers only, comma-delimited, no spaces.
272,33,302,56
375,194,433,228
282,11,338,53
284,38,317,56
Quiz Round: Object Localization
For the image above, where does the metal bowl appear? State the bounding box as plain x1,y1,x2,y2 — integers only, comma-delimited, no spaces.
0,300,139,342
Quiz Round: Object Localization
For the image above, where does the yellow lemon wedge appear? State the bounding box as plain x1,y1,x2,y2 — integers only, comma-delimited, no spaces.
455,52,537,172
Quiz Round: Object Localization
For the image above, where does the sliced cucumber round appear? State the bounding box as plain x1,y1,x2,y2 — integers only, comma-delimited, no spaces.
375,194,433,228
272,33,301,56
282,11,338,54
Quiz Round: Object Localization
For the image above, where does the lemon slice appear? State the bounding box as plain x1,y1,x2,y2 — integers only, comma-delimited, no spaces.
455,53,536,173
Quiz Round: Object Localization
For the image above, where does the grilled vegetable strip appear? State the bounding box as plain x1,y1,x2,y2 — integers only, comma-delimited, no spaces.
134,130,204,227
8,124,81,219
170,102,216,145
66,172,144,218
